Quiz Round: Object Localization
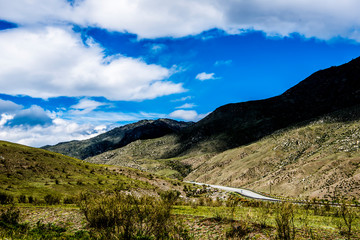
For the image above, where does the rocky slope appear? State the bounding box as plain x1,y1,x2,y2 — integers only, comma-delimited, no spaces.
184,105,360,199
43,118,192,160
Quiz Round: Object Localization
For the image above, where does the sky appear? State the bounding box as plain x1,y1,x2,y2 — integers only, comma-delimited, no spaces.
1,0,360,147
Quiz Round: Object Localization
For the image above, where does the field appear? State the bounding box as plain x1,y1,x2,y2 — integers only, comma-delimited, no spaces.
1,191,360,239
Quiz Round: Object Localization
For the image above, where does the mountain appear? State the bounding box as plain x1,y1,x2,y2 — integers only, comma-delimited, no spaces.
45,57,360,161
85,135,191,179
83,57,360,198
43,118,193,160
174,57,360,155
184,104,360,200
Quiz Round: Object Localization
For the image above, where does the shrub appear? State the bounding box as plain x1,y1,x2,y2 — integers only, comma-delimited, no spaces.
334,199,358,239
28,196,34,204
18,194,27,203
28,221,66,239
0,206,20,226
63,196,77,204
275,202,295,240
225,220,251,239
79,190,190,239
44,194,61,205
0,192,14,204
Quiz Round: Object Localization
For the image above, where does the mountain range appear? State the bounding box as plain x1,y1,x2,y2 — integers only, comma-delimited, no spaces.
42,57,360,198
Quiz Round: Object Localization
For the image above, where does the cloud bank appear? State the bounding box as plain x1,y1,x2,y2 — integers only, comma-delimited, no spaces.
2,0,360,40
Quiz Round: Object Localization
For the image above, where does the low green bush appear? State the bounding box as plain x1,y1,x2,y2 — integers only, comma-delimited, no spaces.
79,190,191,239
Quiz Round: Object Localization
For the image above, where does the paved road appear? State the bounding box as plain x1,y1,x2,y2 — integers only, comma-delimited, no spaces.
187,181,280,202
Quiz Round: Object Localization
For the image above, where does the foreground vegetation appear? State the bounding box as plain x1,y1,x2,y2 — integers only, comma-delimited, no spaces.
1,191,360,239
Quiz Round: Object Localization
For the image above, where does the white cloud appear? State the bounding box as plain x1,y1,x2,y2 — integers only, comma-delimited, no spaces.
176,103,196,109
63,110,167,125
195,72,216,81
2,0,360,41
0,105,108,147
169,109,208,121
0,99,22,113
0,107,170,147
0,114,14,127
70,0,223,39
0,27,185,100
172,96,193,102
70,99,106,115
0,0,72,26
0,117,107,147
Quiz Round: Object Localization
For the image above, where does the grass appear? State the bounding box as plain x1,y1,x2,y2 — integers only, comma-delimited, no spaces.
0,140,187,203
2,198,359,239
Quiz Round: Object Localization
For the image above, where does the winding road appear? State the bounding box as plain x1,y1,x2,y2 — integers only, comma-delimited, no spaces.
188,182,280,202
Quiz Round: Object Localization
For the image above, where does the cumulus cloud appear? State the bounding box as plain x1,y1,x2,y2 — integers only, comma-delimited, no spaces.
0,116,107,147
0,99,22,113
196,72,216,81
169,109,208,121
2,0,360,40
0,27,184,100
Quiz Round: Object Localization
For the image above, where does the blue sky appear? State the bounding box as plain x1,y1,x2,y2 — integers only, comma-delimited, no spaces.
1,0,360,147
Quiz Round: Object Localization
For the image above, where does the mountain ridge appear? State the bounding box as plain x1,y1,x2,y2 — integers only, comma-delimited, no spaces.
43,118,192,159
175,57,360,155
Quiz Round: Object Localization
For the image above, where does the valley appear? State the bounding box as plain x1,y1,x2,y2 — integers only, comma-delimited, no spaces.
2,57,360,239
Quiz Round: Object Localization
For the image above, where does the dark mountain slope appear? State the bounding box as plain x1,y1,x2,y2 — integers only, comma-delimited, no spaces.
176,57,360,155
43,118,192,159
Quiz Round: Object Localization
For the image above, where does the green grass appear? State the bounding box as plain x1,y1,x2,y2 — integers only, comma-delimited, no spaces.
0,140,183,203
2,200,359,239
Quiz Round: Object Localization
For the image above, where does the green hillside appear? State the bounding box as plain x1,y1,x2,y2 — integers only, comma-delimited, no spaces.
0,140,183,202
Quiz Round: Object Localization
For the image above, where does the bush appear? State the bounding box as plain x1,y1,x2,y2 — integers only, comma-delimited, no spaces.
79,190,190,239
63,196,77,204
0,192,14,204
29,221,66,239
334,199,358,239
18,194,27,203
275,202,295,240
28,196,34,204
0,206,20,226
44,194,61,205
